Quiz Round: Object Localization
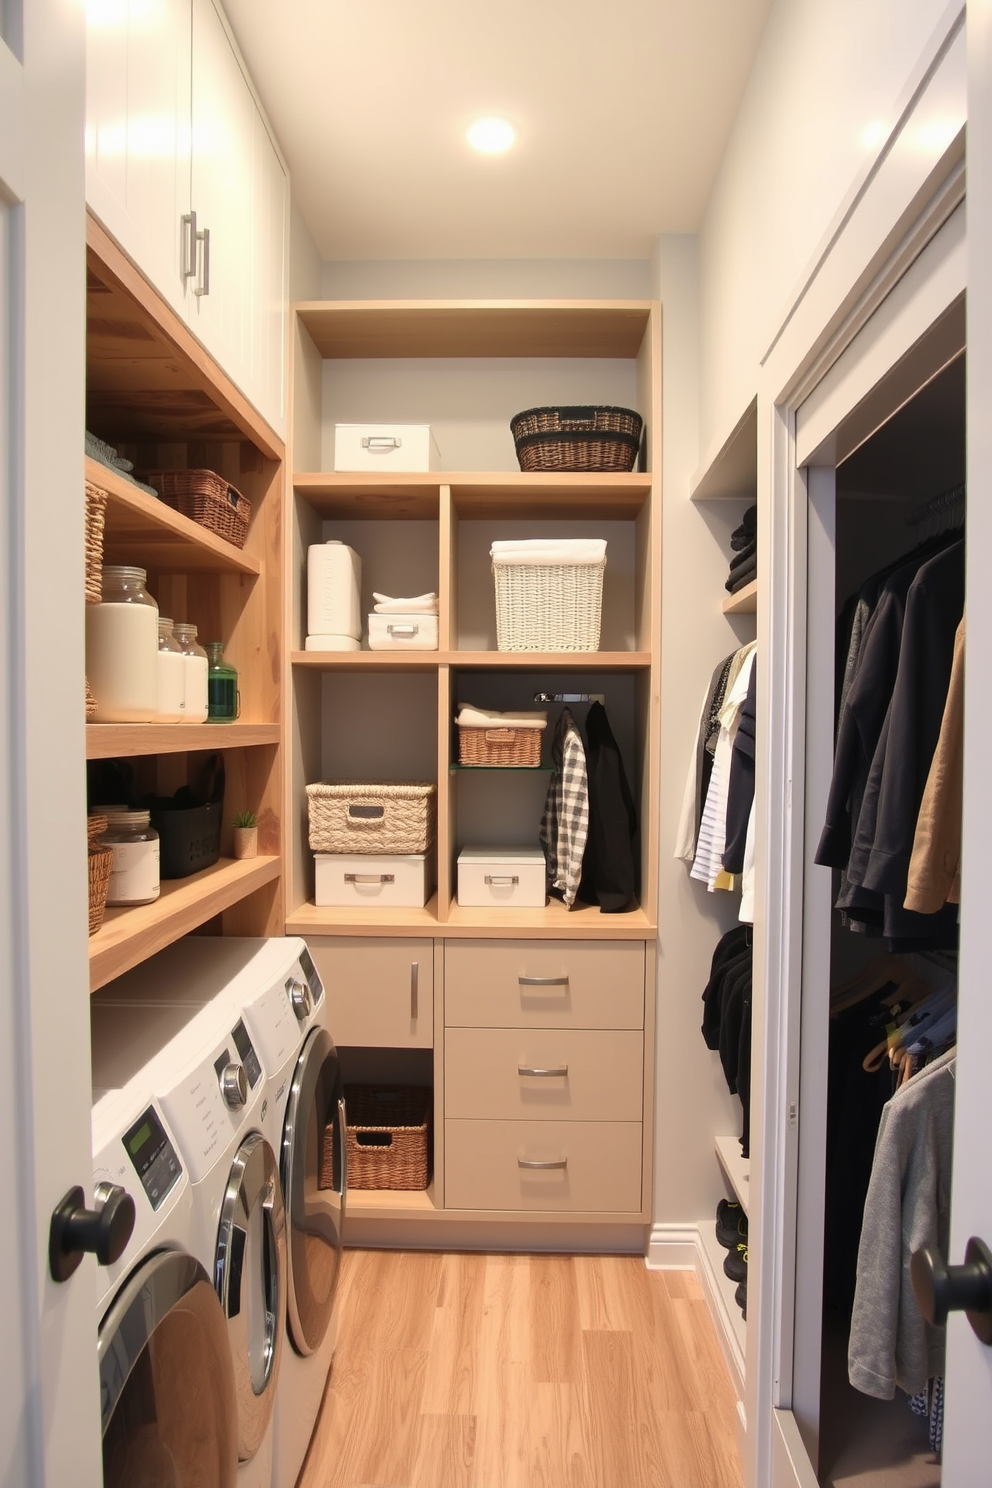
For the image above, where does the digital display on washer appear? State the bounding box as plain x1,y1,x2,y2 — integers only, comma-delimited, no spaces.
297,944,323,1004
231,1018,262,1089
122,1106,181,1211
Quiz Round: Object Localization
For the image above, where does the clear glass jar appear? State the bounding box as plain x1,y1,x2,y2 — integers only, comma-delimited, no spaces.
156,618,187,722
205,641,239,722
174,622,209,723
101,810,160,905
86,566,159,722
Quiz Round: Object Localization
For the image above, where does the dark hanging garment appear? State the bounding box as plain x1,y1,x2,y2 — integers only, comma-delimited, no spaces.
577,702,638,913
723,661,757,874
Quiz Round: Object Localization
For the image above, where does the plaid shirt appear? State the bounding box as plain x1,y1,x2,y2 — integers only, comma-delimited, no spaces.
540,708,589,908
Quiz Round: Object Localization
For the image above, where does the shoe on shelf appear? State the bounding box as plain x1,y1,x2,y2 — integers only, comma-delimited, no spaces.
716,1202,748,1250
735,1277,747,1321
723,1242,748,1284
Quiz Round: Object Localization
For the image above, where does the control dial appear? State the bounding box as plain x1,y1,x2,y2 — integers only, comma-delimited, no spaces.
220,1062,248,1109
289,978,312,1022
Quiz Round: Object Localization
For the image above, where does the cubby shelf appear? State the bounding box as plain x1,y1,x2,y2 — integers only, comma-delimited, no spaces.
89,855,281,992
722,579,757,615
91,457,261,576
293,470,653,521
292,651,651,671
285,896,656,940
87,722,280,759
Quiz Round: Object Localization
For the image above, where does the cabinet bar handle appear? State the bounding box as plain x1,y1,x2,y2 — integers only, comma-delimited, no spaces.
517,1157,568,1170
485,875,519,886
518,1064,568,1078
387,624,419,637
195,225,211,297
518,975,569,988
344,873,395,884
411,961,419,1020
181,211,197,281
362,435,402,450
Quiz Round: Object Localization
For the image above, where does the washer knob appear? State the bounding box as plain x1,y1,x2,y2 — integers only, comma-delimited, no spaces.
220,1062,248,1109
290,978,312,1021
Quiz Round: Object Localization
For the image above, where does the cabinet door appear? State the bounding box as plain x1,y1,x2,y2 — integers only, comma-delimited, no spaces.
307,938,433,1049
250,106,288,434
85,0,192,319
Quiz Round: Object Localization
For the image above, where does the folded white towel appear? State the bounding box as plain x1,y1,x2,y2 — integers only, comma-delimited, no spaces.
456,704,547,730
372,591,439,613
489,538,607,566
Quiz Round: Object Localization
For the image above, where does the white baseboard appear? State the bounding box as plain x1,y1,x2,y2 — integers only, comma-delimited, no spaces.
646,1223,746,1404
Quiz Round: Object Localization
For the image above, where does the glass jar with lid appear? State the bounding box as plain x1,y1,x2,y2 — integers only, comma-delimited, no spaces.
86,566,159,722
101,810,160,905
205,641,239,722
156,618,187,722
173,623,209,723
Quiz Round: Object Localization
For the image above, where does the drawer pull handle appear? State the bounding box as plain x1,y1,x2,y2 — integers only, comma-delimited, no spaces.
411,961,419,1020
518,1157,568,1171
518,1064,568,1078
518,975,569,988
362,435,402,451
387,623,418,637
485,875,519,886
344,873,395,884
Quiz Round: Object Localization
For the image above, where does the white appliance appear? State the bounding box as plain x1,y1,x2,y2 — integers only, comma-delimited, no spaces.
91,974,288,1488
92,937,346,1488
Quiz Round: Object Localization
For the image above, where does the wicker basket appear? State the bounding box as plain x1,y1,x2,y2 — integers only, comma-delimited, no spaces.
334,1085,431,1190
88,815,113,935
510,406,642,473
458,725,543,767
85,482,108,604
138,469,251,550
307,781,436,854
492,558,605,651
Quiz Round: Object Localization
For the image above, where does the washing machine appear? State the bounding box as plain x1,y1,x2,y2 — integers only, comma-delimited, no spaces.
91,982,287,1488
90,1081,239,1487
92,936,347,1488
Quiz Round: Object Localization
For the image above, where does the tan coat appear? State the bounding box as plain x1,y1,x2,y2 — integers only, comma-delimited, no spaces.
904,615,964,913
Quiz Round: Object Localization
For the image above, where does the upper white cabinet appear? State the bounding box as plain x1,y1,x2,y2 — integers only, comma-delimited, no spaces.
85,0,288,435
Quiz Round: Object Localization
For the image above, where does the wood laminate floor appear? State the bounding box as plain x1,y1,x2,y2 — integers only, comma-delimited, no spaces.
299,1250,745,1488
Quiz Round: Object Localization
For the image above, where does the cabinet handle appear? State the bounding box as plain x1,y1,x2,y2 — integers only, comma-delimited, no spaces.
517,1157,568,1171
518,1064,568,1078
485,875,519,886
411,961,419,1020
362,436,402,451
518,975,569,988
387,624,419,637
195,225,211,297
181,210,197,282
344,873,395,884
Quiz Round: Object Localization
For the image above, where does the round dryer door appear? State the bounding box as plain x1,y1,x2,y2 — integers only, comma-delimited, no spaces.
99,1247,238,1488
282,1025,346,1356
215,1131,286,1463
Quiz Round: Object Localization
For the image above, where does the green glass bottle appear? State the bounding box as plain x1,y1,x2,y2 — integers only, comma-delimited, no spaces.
205,641,239,722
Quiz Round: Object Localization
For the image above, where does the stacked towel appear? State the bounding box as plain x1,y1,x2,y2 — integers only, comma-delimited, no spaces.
85,430,159,497
726,505,757,593
372,591,438,614
456,705,547,730
490,538,607,566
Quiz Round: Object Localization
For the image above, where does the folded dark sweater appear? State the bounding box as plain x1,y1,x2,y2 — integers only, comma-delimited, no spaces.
726,555,757,593
730,505,757,550
728,537,757,572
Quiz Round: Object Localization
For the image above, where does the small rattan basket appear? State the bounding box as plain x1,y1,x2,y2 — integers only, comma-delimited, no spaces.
492,558,605,651
87,815,113,936
457,725,543,767
510,405,642,473
85,482,108,604
335,1085,431,1190
138,469,251,550
307,781,436,855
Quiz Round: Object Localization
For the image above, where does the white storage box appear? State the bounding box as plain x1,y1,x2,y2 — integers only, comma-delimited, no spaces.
367,612,439,651
334,424,441,472
457,846,547,909
315,852,431,908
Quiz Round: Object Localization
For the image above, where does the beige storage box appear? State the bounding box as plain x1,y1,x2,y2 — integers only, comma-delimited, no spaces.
367,612,439,651
307,781,436,855
334,423,441,472
457,846,547,908
315,852,431,907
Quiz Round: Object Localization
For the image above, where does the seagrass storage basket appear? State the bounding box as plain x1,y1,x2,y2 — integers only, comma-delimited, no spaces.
334,1085,431,1190
457,725,543,767
492,558,605,651
138,469,251,549
85,481,108,719
87,814,113,935
510,405,642,473
306,781,436,855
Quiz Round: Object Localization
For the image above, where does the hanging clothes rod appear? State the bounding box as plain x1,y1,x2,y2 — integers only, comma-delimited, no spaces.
533,691,604,705
905,481,966,526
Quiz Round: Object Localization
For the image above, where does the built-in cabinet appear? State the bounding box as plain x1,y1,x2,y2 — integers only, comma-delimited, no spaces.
85,0,288,435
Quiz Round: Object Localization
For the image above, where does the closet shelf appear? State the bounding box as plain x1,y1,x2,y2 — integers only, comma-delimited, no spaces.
89,855,281,991
292,470,652,520
722,580,757,616
699,1225,748,1378
285,896,657,940
91,457,261,577
715,1132,750,1215
690,397,757,503
86,722,280,759
291,651,652,672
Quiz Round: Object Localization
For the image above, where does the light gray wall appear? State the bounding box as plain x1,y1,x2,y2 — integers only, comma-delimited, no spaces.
290,196,323,302
322,257,651,301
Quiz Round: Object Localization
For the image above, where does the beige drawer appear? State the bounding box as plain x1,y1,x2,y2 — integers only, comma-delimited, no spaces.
445,1120,642,1212
306,937,433,1049
445,1028,642,1121
444,940,644,1029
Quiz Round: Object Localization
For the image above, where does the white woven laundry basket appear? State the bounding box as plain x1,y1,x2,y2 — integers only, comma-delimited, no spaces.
492,557,605,651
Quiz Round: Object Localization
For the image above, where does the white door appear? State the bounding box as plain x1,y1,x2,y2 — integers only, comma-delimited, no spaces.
85,0,192,320
0,5,103,1483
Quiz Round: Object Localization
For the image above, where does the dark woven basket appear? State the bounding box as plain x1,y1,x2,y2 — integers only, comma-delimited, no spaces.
333,1084,431,1190
138,469,251,549
510,405,643,473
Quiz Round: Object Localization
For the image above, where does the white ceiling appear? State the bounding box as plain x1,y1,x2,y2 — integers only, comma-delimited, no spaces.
224,0,774,262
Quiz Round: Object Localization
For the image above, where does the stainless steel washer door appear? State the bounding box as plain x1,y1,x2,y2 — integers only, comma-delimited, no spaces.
214,1131,286,1463
282,1026,346,1356
99,1247,238,1488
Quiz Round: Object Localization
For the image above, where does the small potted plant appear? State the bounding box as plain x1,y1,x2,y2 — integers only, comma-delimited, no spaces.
232,809,258,860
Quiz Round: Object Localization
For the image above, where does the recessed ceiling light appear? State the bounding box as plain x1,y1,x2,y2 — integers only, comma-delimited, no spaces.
467,118,516,154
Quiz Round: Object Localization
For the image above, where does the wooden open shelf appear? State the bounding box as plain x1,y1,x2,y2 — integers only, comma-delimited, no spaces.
292,650,651,672
293,470,653,521
286,895,656,940
91,458,261,576
89,855,281,992
722,579,757,615
86,722,280,759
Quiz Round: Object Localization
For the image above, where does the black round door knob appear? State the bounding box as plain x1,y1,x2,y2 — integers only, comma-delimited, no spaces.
49,1183,136,1283
910,1236,992,1345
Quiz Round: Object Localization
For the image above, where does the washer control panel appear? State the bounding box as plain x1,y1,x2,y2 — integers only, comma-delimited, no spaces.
122,1106,182,1212
297,945,324,1008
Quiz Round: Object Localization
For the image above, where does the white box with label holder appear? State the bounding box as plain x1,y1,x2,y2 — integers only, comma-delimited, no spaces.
334,424,441,472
